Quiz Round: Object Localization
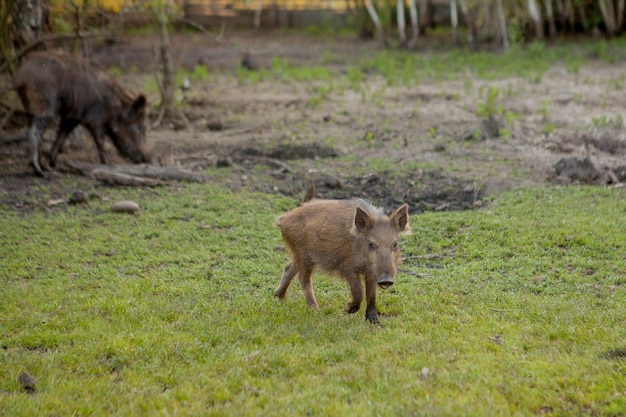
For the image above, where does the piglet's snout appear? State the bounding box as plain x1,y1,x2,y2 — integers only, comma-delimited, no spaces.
377,273,394,289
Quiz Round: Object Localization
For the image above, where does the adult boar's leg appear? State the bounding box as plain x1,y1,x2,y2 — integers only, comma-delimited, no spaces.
49,119,79,168
85,124,108,164
365,276,380,324
28,117,45,176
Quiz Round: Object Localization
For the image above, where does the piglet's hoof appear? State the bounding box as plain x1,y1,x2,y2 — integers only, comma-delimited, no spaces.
366,307,380,325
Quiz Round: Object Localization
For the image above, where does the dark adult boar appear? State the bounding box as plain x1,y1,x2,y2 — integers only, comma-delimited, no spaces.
274,198,409,324
13,50,150,175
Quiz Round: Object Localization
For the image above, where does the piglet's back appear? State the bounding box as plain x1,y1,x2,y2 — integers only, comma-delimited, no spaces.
276,199,381,233
276,199,385,256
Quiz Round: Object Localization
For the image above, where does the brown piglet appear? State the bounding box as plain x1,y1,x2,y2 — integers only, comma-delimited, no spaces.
274,198,409,324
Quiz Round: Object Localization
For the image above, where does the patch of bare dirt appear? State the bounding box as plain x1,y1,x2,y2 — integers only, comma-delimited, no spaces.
2,30,626,213
196,142,483,213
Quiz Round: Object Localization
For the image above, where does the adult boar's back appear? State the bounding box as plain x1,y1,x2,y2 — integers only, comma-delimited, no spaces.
13,50,151,176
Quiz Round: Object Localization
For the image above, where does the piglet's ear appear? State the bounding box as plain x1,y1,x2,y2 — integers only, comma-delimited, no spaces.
390,204,409,232
354,206,374,232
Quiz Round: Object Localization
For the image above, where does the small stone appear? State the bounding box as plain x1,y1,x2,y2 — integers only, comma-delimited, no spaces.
18,371,36,393
433,143,446,152
322,174,342,189
68,191,87,205
207,119,224,131
216,157,233,167
111,200,140,214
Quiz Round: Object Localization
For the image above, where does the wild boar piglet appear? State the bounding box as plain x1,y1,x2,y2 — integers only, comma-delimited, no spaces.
275,198,409,324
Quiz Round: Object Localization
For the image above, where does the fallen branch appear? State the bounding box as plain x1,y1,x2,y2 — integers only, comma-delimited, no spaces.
65,160,207,183
244,155,292,173
214,123,263,138
0,130,27,144
92,169,167,186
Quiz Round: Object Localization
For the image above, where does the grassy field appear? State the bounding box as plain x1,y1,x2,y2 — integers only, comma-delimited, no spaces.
1,182,625,416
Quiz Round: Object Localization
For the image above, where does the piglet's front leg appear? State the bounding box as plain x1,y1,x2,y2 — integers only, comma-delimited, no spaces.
365,277,380,325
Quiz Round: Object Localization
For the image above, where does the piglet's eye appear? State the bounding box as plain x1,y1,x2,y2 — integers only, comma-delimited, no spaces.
392,241,399,251
368,242,376,251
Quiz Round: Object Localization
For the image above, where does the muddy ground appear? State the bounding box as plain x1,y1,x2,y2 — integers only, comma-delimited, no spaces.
1,31,625,213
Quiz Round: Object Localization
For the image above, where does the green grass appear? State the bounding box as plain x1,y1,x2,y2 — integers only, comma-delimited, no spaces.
476,85,503,118
1,184,626,416
229,39,626,113
237,56,333,85
233,38,626,96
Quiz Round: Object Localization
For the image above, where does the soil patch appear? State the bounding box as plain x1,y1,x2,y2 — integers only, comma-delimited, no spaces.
170,141,483,213
235,142,339,160
2,31,626,213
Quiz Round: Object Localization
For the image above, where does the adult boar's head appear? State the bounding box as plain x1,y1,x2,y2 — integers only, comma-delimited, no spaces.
109,94,151,164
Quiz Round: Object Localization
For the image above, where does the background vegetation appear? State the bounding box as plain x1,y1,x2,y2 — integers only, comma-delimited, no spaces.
5,0,626,61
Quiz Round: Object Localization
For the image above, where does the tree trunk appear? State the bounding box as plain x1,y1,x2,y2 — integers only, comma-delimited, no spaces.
527,0,544,39
0,0,13,69
151,1,189,128
458,0,475,49
418,0,429,31
11,0,49,51
253,0,263,28
496,0,508,50
554,0,565,27
598,0,617,35
364,0,385,45
407,0,418,46
545,0,557,38
616,0,624,29
576,0,587,29
156,1,176,123
566,0,575,28
481,0,491,40
450,0,459,43
397,0,406,45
